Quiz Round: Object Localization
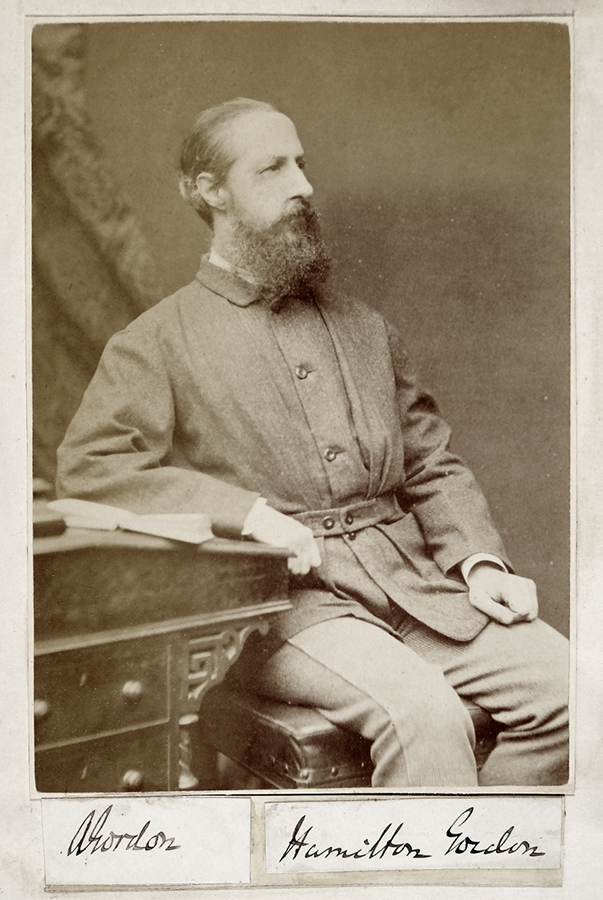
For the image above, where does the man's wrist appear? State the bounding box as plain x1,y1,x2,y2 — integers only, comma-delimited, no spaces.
241,497,268,535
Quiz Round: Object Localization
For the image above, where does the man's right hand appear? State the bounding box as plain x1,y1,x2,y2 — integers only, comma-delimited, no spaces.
245,503,321,575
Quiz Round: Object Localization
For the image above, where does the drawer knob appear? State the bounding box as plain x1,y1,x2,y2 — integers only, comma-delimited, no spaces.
122,680,144,702
122,769,145,791
33,699,50,720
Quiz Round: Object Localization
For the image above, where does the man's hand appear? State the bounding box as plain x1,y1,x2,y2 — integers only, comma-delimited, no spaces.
246,504,321,575
466,562,538,626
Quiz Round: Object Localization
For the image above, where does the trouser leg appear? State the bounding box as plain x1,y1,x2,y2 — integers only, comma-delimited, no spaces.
246,617,478,788
400,617,570,786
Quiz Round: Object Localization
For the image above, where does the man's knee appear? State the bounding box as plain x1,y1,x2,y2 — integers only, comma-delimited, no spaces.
290,616,477,745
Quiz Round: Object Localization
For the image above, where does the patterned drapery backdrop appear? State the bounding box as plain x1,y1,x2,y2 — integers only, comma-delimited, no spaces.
32,24,161,483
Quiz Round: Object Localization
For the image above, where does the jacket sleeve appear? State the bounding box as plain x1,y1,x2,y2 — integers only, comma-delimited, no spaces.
56,320,259,538
386,321,511,575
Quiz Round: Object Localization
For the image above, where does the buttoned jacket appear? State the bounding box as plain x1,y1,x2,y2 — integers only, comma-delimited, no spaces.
57,258,509,647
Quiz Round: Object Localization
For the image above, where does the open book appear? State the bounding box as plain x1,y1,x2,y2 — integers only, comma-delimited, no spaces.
47,499,213,545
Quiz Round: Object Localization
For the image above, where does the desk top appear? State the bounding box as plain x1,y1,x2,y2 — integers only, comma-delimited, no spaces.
34,526,290,558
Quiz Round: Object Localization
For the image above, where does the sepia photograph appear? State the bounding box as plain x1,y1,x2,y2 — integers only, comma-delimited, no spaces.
31,18,571,802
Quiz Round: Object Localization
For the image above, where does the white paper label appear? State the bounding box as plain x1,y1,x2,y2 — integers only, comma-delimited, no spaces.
265,797,563,874
42,796,251,886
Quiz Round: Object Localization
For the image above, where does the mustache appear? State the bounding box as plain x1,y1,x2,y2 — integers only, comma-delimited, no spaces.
280,198,319,225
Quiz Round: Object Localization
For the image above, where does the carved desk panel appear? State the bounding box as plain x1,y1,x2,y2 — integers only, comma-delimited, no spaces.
33,529,291,792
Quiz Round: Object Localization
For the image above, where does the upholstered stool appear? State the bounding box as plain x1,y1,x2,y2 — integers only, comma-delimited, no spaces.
195,685,502,790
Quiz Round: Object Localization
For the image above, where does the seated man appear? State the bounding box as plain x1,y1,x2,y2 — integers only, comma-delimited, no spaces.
56,97,569,787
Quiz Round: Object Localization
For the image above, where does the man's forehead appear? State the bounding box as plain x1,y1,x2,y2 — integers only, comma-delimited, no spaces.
224,110,304,162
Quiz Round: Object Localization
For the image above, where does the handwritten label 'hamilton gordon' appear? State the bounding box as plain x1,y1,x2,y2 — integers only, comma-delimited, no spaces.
265,798,563,873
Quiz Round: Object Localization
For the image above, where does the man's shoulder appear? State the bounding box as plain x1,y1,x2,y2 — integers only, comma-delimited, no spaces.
121,277,212,336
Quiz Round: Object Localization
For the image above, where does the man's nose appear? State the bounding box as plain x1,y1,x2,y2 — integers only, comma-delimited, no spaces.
290,165,313,199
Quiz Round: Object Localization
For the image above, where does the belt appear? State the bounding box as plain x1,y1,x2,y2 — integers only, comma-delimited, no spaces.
292,492,404,538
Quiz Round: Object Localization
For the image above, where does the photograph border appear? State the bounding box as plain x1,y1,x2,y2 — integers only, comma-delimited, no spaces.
3,1,602,896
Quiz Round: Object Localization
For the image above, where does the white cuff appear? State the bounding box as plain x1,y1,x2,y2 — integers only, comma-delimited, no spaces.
460,553,507,584
241,497,268,535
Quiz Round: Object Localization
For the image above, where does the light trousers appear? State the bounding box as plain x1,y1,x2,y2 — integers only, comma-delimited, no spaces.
246,615,569,787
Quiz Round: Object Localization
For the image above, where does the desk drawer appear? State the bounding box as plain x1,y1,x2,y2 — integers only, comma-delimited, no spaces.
35,724,169,793
34,638,169,746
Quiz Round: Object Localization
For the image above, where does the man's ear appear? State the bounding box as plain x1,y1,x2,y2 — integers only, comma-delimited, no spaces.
195,172,227,212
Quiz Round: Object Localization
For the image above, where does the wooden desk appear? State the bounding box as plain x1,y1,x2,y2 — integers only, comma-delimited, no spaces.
33,529,290,793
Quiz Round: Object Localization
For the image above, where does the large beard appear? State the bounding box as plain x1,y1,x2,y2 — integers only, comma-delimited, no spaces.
227,200,331,310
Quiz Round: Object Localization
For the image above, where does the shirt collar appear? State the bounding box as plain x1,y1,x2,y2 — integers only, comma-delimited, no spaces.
208,247,256,283
196,253,260,308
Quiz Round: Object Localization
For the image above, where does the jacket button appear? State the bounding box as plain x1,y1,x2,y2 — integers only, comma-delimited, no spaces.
295,366,309,379
324,448,337,462
344,511,354,525
323,516,335,530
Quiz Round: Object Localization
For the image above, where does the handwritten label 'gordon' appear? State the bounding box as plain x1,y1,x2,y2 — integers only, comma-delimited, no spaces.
68,805,181,856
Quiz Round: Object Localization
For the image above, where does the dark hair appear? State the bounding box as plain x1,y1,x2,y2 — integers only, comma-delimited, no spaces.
178,98,278,226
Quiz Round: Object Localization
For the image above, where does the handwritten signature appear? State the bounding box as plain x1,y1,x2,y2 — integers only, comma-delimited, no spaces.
67,805,181,856
279,807,545,864
445,807,544,857
280,815,431,862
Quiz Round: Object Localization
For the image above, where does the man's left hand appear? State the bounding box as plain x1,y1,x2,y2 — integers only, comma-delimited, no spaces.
466,563,538,626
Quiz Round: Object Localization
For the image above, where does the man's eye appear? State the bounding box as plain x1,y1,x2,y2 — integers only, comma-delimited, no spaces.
262,163,280,173
297,159,306,171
